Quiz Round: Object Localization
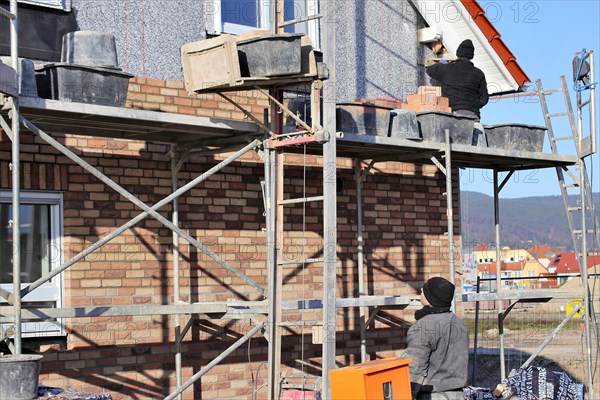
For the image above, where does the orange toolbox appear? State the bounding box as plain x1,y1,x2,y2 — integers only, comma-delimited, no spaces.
329,357,412,400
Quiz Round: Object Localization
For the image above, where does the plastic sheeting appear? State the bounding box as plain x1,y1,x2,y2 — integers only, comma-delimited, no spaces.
463,366,585,400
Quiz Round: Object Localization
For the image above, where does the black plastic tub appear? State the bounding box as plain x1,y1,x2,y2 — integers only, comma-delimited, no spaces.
336,102,392,136
389,109,420,139
0,354,43,400
237,33,303,77
484,123,546,152
36,63,133,107
416,111,476,144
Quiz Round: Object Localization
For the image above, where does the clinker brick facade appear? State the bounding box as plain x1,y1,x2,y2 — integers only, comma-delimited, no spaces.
0,76,460,399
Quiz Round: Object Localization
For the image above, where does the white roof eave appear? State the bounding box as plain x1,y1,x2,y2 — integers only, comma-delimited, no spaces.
413,0,522,94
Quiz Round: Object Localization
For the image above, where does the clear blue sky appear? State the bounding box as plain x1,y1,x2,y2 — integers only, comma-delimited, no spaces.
460,0,600,199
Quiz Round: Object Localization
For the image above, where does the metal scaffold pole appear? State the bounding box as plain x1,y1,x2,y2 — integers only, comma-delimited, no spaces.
170,146,183,400
578,112,595,400
445,130,455,292
494,171,505,380
321,0,337,397
354,159,366,363
9,0,22,355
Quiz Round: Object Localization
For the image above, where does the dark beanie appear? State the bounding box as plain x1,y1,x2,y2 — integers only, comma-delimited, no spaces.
423,277,455,307
456,39,475,59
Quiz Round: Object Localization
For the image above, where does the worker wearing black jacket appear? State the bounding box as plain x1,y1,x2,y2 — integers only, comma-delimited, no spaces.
403,277,469,400
426,39,489,119
426,39,489,146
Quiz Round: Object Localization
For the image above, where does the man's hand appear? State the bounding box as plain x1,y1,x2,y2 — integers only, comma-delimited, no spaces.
425,58,448,67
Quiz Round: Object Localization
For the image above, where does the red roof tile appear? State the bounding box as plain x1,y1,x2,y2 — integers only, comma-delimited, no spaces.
549,252,600,274
460,0,531,87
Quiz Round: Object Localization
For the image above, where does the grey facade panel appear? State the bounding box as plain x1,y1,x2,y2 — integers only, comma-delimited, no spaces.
73,0,207,81
334,0,432,103
72,0,431,98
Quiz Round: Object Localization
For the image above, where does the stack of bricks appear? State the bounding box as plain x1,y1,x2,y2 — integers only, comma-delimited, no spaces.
401,85,451,113
354,97,405,109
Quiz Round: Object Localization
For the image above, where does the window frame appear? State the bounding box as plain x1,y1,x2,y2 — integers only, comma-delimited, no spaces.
213,0,270,35
14,0,71,11
211,0,320,48
0,191,64,337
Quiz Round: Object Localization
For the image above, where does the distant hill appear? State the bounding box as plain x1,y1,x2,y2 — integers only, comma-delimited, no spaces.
460,191,600,252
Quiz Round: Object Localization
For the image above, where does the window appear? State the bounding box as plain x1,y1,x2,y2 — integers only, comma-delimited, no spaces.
14,0,71,11
212,0,320,47
528,271,535,278
0,191,63,337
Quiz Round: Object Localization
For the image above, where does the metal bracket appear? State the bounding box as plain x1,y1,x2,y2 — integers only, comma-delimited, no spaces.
255,85,314,134
217,92,276,137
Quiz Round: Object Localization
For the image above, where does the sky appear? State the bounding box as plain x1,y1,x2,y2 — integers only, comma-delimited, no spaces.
459,0,600,199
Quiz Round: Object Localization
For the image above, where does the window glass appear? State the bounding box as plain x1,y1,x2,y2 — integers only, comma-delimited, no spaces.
283,0,300,33
221,0,260,28
0,192,63,337
0,203,51,284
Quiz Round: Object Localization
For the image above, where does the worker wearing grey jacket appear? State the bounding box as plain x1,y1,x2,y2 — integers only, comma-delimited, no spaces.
405,277,469,400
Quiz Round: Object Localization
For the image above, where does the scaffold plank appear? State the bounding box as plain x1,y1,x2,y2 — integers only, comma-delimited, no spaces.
0,303,228,321
5,97,261,144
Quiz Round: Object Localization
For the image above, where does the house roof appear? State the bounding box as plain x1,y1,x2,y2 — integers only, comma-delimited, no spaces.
478,261,524,274
549,252,600,274
526,244,560,260
414,0,530,95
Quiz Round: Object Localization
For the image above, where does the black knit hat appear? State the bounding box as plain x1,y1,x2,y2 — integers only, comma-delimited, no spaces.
456,39,475,59
423,277,455,307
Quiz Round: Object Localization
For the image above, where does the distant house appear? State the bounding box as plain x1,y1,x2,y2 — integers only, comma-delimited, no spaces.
518,260,552,289
477,261,523,291
475,246,550,290
474,246,535,264
548,252,600,285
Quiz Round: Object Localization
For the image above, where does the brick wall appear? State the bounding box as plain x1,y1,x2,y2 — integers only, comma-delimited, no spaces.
0,76,460,399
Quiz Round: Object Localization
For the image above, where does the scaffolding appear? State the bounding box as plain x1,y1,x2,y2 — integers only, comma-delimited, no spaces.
0,1,597,399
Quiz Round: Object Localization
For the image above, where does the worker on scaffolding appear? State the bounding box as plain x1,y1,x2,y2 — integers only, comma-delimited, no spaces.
426,39,489,146
403,277,469,400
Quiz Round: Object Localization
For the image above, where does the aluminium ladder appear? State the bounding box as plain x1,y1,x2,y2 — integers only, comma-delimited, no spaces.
536,50,597,399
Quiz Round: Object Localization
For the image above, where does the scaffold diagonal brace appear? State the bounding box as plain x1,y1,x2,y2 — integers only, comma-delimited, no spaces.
13,117,265,303
163,322,265,400
0,115,13,141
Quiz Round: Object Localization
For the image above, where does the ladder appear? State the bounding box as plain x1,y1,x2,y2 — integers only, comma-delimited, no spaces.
537,75,600,256
536,49,597,399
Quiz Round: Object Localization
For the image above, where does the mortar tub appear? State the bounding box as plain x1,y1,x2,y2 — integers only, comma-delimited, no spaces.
0,57,37,97
237,33,303,77
389,109,420,139
0,354,43,400
61,31,119,68
483,123,546,152
336,102,392,137
416,111,476,144
36,63,133,107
